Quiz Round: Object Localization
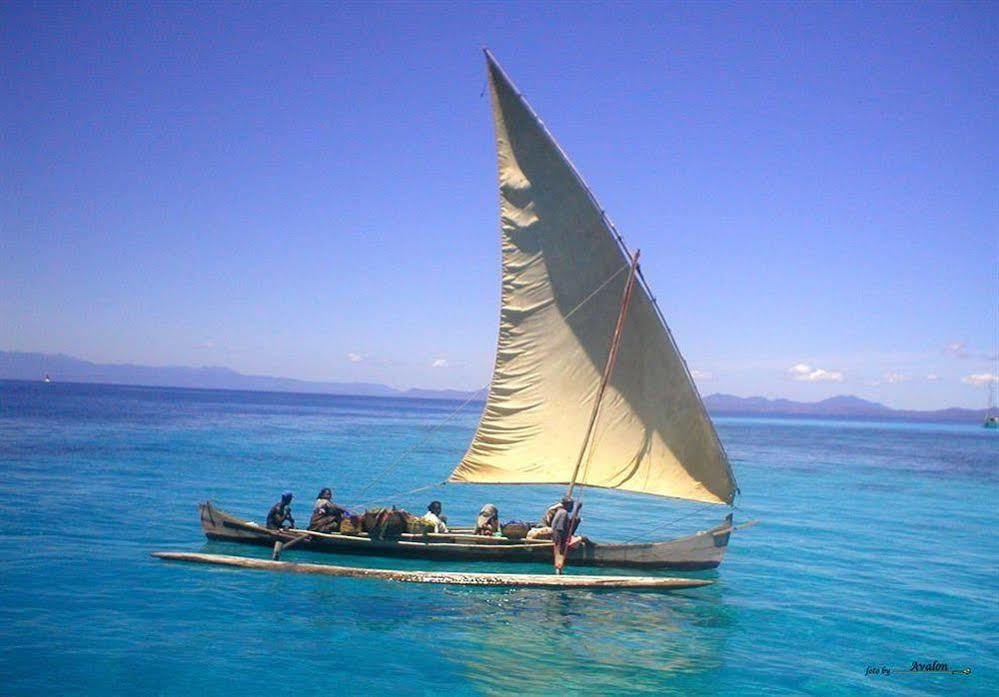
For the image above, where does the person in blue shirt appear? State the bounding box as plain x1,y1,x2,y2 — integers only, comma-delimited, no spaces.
266,491,295,530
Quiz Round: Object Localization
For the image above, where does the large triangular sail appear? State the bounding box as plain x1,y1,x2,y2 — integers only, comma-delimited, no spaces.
449,52,736,505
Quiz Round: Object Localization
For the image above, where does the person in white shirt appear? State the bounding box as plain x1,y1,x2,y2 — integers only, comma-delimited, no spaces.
422,500,449,533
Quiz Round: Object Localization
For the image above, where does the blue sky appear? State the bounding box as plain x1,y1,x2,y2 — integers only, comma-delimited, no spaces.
2,1,996,409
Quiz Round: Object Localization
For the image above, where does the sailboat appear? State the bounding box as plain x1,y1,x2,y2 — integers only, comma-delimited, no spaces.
197,51,749,570
986,363,998,429
987,264,998,429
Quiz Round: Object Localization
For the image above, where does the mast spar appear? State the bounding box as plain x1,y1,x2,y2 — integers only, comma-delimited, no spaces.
567,250,641,498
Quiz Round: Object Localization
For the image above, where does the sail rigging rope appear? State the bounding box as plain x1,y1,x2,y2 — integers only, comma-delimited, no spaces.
362,480,448,509
351,263,630,510
350,386,487,505
617,502,720,545
563,263,629,323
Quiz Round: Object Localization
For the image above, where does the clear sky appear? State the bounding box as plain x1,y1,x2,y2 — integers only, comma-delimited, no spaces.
2,1,996,409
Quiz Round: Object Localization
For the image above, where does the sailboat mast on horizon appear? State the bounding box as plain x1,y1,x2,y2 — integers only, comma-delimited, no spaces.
986,260,998,429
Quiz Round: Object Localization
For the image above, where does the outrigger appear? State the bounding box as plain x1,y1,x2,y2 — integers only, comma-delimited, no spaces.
152,552,716,591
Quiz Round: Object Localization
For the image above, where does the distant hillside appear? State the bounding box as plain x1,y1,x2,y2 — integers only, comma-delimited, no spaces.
0,351,479,401
2,351,987,420
703,393,985,423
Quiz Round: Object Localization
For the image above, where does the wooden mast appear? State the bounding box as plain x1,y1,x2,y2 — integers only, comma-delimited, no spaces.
567,249,641,497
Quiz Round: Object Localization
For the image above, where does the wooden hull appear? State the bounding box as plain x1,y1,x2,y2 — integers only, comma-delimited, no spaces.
153,552,714,590
199,502,733,570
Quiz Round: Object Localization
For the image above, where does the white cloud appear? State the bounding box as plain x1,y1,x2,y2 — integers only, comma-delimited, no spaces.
961,373,998,386
944,341,966,358
943,342,993,361
431,358,449,368
925,373,940,381
346,352,363,363
690,369,713,381
194,341,216,350
882,372,910,384
788,363,844,383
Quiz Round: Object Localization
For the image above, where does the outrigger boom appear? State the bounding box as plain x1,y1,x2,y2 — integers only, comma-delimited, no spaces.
152,552,714,591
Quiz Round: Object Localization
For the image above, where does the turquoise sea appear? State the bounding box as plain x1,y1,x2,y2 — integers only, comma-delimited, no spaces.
0,380,995,695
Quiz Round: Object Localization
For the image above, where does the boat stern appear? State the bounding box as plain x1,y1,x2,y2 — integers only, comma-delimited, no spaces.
198,501,271,542
580,514,735,569
198,501,220,535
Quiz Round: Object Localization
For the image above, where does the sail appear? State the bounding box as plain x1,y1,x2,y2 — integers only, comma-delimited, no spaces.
449,53,736,505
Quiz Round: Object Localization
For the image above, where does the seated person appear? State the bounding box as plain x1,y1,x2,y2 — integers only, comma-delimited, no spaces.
527,499,566,540
474,503,499,536
540,501,563,527
422,500,449,533
308,488,349,533
266,491,295,530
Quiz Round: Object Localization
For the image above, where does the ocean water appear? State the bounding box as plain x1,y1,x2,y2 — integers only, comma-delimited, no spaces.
0,380,995,695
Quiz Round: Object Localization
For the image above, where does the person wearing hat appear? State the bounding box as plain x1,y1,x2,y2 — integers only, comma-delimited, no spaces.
540,500,563,527
422,500,449,533
550,496,581,574
266,491,295,530
474,503,499,536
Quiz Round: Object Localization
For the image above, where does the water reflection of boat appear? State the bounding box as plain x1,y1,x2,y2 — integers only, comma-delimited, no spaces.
454,586,730,693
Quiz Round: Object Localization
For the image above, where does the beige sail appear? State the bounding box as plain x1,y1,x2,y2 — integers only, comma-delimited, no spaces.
449,53,736,505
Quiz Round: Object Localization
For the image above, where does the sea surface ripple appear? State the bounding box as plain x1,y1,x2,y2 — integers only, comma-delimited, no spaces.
0,381,995,695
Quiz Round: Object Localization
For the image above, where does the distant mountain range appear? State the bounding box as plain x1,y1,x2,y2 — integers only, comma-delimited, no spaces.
0,351,475,400
702,393,984,423
1,350,987,422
